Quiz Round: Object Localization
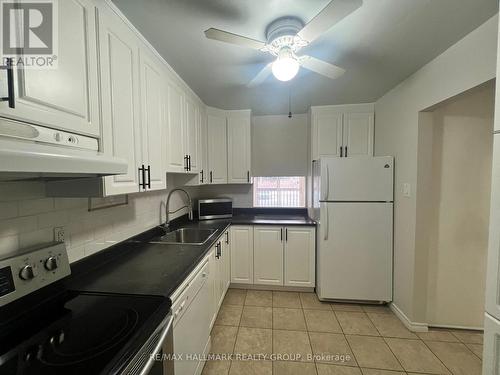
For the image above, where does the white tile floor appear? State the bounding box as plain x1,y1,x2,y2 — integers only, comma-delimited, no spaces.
202,289,483,375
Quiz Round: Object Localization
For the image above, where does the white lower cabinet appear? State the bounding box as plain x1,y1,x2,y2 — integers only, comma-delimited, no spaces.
207,230,231,329
253,226,284,286
284,227,316,287
231,225,315,287
230,226,254,284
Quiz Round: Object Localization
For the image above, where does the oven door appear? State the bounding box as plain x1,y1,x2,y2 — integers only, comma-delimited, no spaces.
121,312,174,375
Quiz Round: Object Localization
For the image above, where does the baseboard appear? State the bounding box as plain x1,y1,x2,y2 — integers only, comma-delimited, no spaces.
390,302,429,332
429,323,484,331
229,284,314,292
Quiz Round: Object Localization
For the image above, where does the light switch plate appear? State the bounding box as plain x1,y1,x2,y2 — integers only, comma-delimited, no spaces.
402,183,411,198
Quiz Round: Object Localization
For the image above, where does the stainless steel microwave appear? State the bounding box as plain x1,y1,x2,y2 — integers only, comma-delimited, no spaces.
198,199,233,220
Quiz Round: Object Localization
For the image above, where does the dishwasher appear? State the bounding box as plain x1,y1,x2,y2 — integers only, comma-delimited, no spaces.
171,259,211,375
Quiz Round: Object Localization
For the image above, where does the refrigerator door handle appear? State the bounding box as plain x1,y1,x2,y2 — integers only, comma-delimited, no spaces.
324,204,329,241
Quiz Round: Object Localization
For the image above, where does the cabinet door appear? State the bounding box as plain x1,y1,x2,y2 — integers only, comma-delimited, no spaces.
223,230,231,292
199,107,208,184
343,112,374,157
208,249,218,329
215,241,225,308
0,0,100,136
185,97,200,173
227,113,251,184
166,81,186,172
230,226,254,284
253,226,283,286
284,227,315,287
312,111,343,159
207,114,228,184
98,5,142,196
140,49,166,191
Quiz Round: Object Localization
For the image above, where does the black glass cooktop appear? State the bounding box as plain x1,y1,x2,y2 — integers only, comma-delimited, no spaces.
0,291,168,375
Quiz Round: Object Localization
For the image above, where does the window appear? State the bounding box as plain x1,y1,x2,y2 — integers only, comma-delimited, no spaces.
253,177,306,208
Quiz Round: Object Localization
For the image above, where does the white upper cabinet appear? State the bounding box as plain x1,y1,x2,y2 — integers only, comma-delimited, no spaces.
312,110,343,159
199,106,209,184
311,104,374,160
0,0,100,136
284,227,315,287
227,110,252,184
343,112,374,157
184,96,201,173
253,226,284,286
98,3,142,196
166,80,186,173
139,48,167,191
207,108,228,184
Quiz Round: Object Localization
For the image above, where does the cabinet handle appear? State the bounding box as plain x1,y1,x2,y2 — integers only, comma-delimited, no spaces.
184,155,188,171
146,165,151,188
216,242,221,259
280,228,283,242
340,146,343,157
188,155,192,171
210,171,213,183
138,165,146,189
0,58,15,109
345,146,348,157
247,171,250,183
285,228,288,242
200,170,204,183
225,231,229,244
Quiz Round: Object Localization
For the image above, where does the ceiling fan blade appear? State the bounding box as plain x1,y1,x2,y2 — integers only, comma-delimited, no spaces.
247,63,273,87
297,0,362,43
300,56,345,80
204,28,266,50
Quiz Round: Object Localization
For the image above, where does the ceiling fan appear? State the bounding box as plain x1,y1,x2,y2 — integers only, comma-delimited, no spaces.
204,0,362,87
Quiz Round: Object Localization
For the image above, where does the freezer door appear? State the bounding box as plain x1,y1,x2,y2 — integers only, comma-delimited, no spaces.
320,157,394,202
317,202,393,302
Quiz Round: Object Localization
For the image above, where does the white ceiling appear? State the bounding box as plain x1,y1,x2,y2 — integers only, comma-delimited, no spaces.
112,0,498,115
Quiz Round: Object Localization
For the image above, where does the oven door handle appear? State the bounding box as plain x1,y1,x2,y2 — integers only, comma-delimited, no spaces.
137,313,174,375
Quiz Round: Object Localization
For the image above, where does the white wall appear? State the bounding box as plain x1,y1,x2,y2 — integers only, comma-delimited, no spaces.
0,178,198,263
422,83,494,328
252,114,308,177
374,15,498,324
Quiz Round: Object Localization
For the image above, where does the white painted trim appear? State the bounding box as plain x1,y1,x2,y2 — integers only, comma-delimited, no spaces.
230,284,314,293
310,103,375,114
430,323,484,331
390,302,429,332
102,0,205,107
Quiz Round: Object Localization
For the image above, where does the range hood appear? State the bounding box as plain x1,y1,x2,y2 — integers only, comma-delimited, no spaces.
0,121,127,181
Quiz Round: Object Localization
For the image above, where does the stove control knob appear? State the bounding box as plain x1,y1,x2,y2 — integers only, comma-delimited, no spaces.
19,265,36,281
44,256,59,271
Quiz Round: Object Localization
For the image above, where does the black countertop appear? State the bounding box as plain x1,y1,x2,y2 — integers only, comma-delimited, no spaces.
68,209,316,300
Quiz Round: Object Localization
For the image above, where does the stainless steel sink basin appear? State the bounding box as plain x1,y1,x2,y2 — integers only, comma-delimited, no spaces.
149,228,217,245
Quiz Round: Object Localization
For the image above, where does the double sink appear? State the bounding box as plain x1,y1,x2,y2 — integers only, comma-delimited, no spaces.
149,227,218,246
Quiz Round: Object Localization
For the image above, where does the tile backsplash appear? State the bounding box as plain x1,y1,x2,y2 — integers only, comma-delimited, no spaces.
0,180,198,263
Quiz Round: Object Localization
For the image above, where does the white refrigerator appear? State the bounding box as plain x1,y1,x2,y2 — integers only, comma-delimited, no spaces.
312,157,394,302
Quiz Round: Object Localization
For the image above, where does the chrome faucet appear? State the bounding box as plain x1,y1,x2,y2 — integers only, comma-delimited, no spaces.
164,188,193,229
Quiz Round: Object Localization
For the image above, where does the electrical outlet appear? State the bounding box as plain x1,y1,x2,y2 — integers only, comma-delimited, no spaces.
54,227,65,243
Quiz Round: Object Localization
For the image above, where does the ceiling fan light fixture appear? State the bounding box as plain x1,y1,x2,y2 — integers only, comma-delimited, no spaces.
272,47,299,82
